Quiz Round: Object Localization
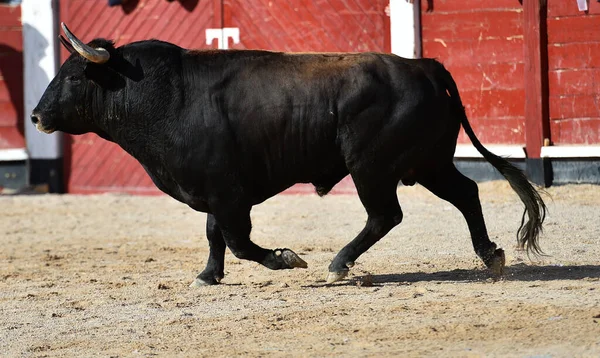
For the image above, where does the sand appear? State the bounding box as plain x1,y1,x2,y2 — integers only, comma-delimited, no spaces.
1,181,599,357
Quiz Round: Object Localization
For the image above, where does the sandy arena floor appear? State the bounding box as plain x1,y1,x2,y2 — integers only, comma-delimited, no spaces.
1,181,599,357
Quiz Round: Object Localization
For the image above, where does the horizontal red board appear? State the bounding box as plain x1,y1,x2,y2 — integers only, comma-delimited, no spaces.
423,38,523,66
0,5,21,28
550,118,600,145
548,1,600,17
550,94,600,120
0,29,23,51
548,15,600,44
447,63,524,91
456,117,525,145
460,88,525,119
225,0,387,52
420,0,521,13
548,69,600,97
67,134,156,192
0,126,24,149
422,11,522,41
548,42,600,70
0,79,22,102
0,100,19,126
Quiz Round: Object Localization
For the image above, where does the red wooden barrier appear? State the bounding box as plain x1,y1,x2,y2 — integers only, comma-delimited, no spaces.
0,4,24,150
420,0,525,144
547,1,600,145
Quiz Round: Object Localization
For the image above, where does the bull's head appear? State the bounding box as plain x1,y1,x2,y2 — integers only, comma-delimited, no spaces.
31,23,117,136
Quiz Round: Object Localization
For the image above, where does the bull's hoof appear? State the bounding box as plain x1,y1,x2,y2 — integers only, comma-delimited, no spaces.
190,278,211,287
488,248,506,278
326,270,348,284
190,274,222,287
275,249,308,269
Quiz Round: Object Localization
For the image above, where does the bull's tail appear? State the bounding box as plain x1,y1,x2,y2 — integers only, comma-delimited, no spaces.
437,62,547,256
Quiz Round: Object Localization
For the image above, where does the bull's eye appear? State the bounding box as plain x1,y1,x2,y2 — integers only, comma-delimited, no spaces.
66,76,81,84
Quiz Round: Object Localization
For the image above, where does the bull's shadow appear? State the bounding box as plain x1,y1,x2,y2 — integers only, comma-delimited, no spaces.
357,263,600,285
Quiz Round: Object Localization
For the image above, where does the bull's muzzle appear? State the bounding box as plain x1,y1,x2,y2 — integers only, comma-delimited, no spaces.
31,113,55,134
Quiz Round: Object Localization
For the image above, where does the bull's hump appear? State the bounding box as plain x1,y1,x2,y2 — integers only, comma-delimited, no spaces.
185,48,281,60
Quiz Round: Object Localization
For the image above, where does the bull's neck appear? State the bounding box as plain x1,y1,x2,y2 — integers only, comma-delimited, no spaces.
85,84,126,141
86,84,155,158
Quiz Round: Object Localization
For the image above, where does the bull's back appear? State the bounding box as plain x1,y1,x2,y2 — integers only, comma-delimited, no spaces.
178,50,444,200
182,51,379,197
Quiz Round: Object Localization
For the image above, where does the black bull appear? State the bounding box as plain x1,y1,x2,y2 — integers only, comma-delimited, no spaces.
32,24,546,285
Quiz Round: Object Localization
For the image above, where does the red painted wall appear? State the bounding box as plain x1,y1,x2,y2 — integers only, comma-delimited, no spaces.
0,4,25,149
547,1,600,145
223,0,390,53
420,0,525,145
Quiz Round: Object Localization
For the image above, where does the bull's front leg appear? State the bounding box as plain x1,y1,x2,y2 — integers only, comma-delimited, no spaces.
192,203,307,286
190,214,226,286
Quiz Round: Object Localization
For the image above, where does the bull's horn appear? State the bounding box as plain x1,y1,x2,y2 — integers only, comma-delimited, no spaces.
61,22,110,64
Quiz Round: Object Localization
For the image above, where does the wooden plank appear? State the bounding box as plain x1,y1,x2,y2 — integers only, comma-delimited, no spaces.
133,1,176,43
213,0,223,28
456,117,525,145
420,2,526,147
549,94,600,120
0,79,22,103
224,0,293,50
550,118,600,144
382,0,391,53
224,0,388,52
548,0,600,17
0,4,21,28
522,0,549,158
0,100,19,126
308,0,384,51
548,42,600,70
460,88,525,119
59,0,70,63
0,126,25,149
420,0,520,13
422,11,522,40
548,68,600,96
548,15,600,44
0,29,23,50
447,63,524,91
0,88,22,118
546,4,600,145
423,37,523,66
159,1,204,44
120,0,163,44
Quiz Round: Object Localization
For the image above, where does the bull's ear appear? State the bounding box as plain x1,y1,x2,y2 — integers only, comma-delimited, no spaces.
87,39,117,54
84,62,126,91
82,39,126,90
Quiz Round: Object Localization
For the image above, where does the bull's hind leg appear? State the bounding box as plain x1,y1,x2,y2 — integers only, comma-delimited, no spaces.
190,214,226,286
327,179,403,283
416,164,505,276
